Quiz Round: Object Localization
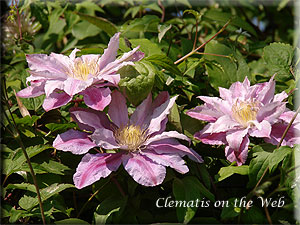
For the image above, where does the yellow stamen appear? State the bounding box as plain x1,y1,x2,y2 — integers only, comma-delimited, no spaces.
114,125,148,152
232,100,259,127
68,58,99,81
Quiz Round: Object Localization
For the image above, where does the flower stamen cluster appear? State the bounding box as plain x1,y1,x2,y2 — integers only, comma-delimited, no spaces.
114,125,148,152
68,58,99,81
232,99,260,127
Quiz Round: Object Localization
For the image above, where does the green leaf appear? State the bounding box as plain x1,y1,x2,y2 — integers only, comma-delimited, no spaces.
248,145,292,187
204,40,250,90
45,122,76,133
173,176,215,223
94,195,128,224
75,12,118,36
5,183,36,192
55,218,89,224
146,54,181,76
120,38,163,56
158,24,172,43
119,61,156,106
216,165,249,182
21,95,45,111
121,15,160,34
203,10,257,36
72,20,101,40
168,103,183,133
220,198,240,220
4,145,51,176
263,42,294,81
19,183,74,211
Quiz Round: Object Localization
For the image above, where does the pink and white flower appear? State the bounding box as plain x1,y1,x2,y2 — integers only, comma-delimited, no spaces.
186,76,300,166
17,33,144,111
53,91,203,188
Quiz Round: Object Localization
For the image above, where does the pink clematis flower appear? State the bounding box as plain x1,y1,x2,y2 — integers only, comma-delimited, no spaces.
17,33,144,111
53,91,203,188
186,75,300,166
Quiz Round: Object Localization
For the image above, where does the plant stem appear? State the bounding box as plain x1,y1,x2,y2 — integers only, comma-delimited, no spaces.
174,19,232,65
111,176,126,198
77,179,111,218
277,105,300,148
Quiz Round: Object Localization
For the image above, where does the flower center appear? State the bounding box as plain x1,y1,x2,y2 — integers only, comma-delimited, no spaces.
232,100,259,127
114,125,148,152
68,58,99,81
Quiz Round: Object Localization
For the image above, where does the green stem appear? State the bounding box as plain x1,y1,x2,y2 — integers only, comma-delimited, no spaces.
174,19,232,65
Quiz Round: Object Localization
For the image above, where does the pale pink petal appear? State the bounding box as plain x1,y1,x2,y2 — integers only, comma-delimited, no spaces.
130,93,152,127
122,153,166,186
99,46,142,75
206,115,240,133
42,91,72,111
229,81,248,99
17,80,45,98
147,139,203,163
82,87,111,111
219,87,233,103
98,74,120,86
141,149,189,174
63,77,92,96
249,120,271,138
274,91,288,102
256,101,286,123
26,54,68,79
256,75,275,104
69,48,80,61
198,96,232,115
147,96,177,134
44,80,64,97
225,135,249,166
265,123,300,147
53,129,96,154
127,51,145,62
195,128,227,145
108,91,129,127
186,105,223,122
279,110,300,124
90,128,120,149
226,128,249,150
70,107,112,132
74,153,122,189
145,131,190,145
98,33,120,70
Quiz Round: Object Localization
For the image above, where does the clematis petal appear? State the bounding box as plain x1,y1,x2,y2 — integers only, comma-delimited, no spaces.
74,153,122,189
44,80,64,97
255,75,275,104
186,105,223,122
196,128,227,145
141,149,189,174
108,91,129,127
53,129,96,154
82,87,111,111
90,128,120,150
225,135,249,166
100,46,142,75
98,32,120,70
147,95,177,134
208,115,240,133
148,138,203,163
274,91,288,102
249,120,271,138
17,80,45,98
122,153,166,187
145,131,190,145
26,54,68,79
63,77,92,96
198,96,232,115
42,91,72,111
265,123,300,147
256,101,286,123
130,93,152,127
70,107,112,132
226,128,249,150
